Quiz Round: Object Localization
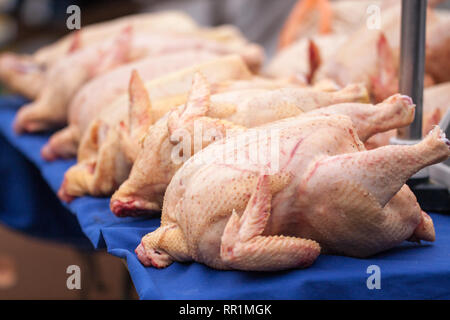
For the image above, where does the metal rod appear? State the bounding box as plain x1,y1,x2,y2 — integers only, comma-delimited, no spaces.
397,0,427,140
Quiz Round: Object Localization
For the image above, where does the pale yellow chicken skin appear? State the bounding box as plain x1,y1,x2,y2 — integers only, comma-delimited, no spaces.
137,94,447,271
58,55,255,202
0,11,199,99
110,73,379,217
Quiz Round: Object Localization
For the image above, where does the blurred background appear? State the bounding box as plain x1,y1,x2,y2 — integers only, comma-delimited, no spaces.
0,0,449,299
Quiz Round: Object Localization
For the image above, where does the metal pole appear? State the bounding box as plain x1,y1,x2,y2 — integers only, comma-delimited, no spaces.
397,0,427,140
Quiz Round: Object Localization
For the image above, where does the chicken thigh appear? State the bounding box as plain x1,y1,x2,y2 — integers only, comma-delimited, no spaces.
136,95,448,271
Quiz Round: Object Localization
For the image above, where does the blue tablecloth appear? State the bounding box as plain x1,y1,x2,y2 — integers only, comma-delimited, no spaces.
0,95,449,299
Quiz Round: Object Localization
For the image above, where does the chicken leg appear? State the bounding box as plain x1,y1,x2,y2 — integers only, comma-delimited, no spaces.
307,94,415,142
305,126,450,208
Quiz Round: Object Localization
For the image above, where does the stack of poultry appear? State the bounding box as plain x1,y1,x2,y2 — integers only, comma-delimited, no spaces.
1,3,449,272
269,0,450,148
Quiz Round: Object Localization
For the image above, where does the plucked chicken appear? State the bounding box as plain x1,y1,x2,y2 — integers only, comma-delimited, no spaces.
13,27,134,133
110,73,369,216
12,27,263,134
272,0,450,101
314,3,447,101
136,94,449,271
40,50,223,161
0,11,199,99
57,55,255,202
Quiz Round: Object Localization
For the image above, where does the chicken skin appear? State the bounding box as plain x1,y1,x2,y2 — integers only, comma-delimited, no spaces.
111,73,370,217
57,55,254,202
137,95,447,271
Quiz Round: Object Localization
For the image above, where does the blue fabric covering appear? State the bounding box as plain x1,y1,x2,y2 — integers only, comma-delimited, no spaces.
0,97,92,249
0,95,449,299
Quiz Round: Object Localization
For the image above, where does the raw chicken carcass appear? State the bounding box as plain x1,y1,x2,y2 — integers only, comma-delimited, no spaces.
110,73,369,216
57,55,254,202
12,27,135,133
13,27,264,134
0,11,199,99
275,0,399,99
276,1,449,102
312,5,403,101
136,94,449,271
314,3,450,101
21,11,198,67
40,50,224,161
